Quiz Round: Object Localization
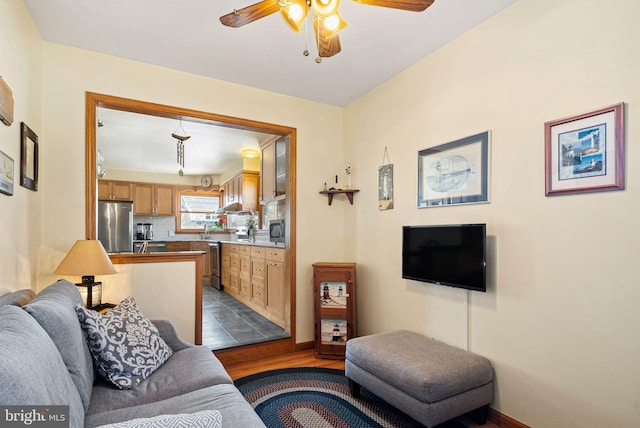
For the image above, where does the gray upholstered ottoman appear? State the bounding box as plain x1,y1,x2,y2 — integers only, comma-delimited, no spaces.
345,330,493,427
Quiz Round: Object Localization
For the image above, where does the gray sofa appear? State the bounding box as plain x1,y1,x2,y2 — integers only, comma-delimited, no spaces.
0,280,265,428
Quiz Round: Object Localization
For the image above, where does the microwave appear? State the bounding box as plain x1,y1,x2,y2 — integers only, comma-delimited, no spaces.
269,219,285,244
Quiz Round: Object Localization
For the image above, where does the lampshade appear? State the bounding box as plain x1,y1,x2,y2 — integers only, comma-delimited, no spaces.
321,11,347,38
280,0,309,32
55,239,117,280
311,0,340,18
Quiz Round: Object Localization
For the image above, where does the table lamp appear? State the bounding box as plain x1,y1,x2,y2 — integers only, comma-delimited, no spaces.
54,239,117,310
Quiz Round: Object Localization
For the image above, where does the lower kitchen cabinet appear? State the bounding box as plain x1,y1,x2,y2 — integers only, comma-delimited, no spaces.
265,248,286,326
221,242,287,328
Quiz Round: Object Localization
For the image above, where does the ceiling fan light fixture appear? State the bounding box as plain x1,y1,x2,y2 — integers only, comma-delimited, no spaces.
241,149,260,158
311,0,339,18
322,12,347,38
280,0,308,32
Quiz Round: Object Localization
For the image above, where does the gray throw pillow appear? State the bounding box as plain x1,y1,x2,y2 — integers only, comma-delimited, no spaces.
76,296,173,390
23,280,95,412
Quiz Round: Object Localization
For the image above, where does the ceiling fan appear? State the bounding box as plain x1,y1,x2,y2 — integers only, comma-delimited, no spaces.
220,0,435,60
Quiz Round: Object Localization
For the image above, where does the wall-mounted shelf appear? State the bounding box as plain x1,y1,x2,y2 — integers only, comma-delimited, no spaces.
319,189,360,205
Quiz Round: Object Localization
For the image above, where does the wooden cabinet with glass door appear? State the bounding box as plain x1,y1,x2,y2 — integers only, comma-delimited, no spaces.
259,136,287,203
313,262,356,359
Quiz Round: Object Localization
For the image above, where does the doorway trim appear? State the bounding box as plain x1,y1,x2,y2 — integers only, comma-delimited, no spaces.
85,92,297,360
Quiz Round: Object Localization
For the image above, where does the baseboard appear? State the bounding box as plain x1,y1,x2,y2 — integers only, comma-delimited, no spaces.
488,409,529,428
294,341,314,352
213,338,293,366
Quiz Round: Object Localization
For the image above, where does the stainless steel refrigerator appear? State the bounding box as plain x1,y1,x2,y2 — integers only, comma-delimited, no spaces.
98,200,133,253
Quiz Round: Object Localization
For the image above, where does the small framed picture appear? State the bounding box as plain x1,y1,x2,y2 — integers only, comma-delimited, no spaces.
320,318,347,345
0,149,14,196
544,103,624,196
418,131,489,208
378,164,394,210
20,122,38,191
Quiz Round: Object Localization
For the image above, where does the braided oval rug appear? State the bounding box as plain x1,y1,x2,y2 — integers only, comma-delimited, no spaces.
235,367,467,428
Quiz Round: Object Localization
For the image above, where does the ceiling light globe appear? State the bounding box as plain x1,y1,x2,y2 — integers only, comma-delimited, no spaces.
280,0,308,32
311,0,339,18
289,4,304,20
322,12,347,38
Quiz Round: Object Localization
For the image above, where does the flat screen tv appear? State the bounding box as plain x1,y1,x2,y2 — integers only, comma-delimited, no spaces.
402,224,486,292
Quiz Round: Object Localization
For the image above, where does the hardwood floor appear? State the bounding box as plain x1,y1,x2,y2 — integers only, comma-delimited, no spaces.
223,349,501,428
224,348,343,380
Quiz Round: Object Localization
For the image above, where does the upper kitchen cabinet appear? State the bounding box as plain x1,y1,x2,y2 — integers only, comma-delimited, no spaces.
134,183,175,216
222,171,259,211
260,136,287,203
98,179,133,201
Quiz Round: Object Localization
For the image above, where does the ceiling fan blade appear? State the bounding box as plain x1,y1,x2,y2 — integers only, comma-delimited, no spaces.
350,0,434,12
220,0,282,28
313,17,342,58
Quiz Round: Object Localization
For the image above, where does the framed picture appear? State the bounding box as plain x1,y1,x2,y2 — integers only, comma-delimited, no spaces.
418,131,489,208
20,122,38,191
378,163,394,210
544,103,624,196
0,149,14,196
320,318,347,345
319,281,347,308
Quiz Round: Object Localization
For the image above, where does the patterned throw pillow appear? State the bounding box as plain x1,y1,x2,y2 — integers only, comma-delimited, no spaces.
96,410,222,428
76,296,173,389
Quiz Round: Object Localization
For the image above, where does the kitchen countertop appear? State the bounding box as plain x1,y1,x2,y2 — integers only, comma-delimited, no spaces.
219,240,286,248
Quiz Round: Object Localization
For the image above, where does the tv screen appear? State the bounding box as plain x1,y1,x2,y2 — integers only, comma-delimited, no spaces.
402,224,486,292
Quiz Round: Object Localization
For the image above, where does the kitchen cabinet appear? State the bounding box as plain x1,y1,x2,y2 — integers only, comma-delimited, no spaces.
166,241,211,285
238,245,251,298
222,171,259,211
250,247,266,308
260,136,287,203
98,180,133,201
221,243,287,329
134,183,175,216
224,244,240,294
221,247,231,290
265,247,286,326
313,262,356,359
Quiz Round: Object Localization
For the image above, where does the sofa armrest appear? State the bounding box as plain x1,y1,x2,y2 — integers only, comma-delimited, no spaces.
151,319,193,351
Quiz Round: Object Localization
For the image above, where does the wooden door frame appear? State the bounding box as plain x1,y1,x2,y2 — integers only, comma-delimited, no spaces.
85,92,297,361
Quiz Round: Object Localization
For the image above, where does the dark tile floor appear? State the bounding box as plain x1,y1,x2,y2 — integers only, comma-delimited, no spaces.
201,285,290,351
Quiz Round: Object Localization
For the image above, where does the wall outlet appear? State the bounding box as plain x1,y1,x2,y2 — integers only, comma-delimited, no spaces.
168,231,175,236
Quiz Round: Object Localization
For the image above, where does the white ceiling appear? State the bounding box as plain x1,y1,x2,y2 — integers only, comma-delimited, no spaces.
96,108,273,176
24,0,518,176
23,0,518,107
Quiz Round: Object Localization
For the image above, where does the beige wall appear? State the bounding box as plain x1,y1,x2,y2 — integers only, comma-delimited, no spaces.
38,42,345,344
7,0,640,424
344,0,640,426
0,1,43,295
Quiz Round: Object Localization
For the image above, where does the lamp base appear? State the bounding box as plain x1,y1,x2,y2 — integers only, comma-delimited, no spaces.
91,302,116,312
75,281,103,308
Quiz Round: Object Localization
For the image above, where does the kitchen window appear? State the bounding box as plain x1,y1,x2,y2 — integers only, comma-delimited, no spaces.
176,188,222,233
